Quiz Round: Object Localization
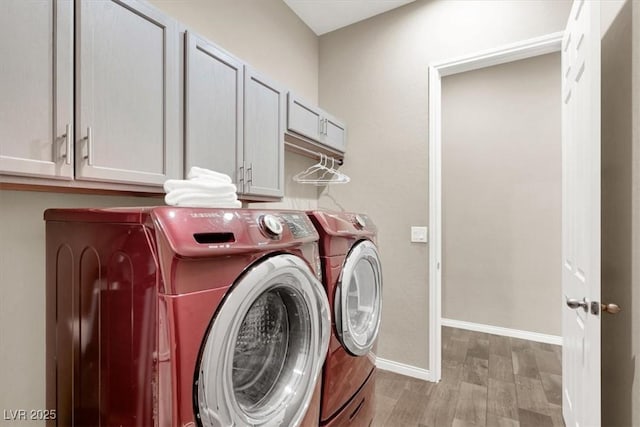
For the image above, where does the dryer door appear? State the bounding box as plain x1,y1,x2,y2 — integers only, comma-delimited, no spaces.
195,254,330,427
335,240,383,356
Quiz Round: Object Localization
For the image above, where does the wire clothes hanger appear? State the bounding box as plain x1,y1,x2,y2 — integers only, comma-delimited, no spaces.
293,154,350,185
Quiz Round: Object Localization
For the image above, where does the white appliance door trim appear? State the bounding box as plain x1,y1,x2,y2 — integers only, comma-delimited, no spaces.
196,254,330,427
336,240,383,356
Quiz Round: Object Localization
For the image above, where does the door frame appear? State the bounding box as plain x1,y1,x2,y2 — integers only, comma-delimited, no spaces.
427,31,564,382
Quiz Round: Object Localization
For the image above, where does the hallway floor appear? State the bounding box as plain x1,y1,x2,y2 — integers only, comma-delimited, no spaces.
373,327,564,426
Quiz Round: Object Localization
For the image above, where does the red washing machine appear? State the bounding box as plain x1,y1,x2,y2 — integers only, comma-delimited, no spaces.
307,211,383,427
45,207,330,427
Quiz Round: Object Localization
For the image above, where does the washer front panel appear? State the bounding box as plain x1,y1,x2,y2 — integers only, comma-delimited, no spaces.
195,254,330,427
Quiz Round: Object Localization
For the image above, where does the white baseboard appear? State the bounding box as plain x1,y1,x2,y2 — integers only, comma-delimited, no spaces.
441,318,563,346
375,357,434,381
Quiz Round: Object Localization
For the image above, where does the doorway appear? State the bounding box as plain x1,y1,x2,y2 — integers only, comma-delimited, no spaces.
427,32,564,382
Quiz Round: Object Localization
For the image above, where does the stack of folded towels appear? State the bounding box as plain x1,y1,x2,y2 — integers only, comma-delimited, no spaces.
164,167,241,208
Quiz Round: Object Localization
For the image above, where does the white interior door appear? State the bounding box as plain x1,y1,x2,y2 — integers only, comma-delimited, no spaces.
561,1,601,426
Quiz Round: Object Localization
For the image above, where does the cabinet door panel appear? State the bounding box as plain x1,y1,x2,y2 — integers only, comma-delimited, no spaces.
185,32,242,182
77,0,179,185
287,94,322,142
0,0,73,179
243,68,284,198
323,116,347,153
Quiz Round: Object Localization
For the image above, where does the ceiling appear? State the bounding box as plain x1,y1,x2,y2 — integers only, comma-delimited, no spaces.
282,0,416,35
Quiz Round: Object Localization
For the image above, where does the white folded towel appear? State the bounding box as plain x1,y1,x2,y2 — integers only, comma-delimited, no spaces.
164,167,240,208
164,198,242,208
187,166,233,183
165,189,238,206
163,179,237,194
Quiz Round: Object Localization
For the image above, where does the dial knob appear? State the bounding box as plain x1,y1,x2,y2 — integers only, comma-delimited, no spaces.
354,215,366,229
260,214,283,238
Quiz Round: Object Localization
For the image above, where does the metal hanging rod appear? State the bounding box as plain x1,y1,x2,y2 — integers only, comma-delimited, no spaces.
284,140,344,165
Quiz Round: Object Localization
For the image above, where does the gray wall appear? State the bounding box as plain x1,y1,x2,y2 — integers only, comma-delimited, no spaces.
601,0,640,425
318,0,571,369
0,0,319,421
441,53,562,336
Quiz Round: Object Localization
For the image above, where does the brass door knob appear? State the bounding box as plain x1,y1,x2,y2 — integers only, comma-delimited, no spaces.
601,303,621,315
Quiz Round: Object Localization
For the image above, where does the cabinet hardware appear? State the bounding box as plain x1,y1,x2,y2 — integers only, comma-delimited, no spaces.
60,124,72,165
83,127,93,166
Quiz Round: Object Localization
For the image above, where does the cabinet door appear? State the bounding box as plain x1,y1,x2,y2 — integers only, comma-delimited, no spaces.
0,0,73,179
243,67,284,198
287,93,322,142
185,32,243,182
76,0,179,186
322,114,347,153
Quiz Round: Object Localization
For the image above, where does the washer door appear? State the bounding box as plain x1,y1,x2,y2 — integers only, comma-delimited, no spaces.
195,254,330,427
335,240,383,356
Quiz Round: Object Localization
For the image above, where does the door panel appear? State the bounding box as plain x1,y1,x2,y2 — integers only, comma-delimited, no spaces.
76,0,179,185
287,94,322,141
0,0,73,179
243,67,284,198
561,1,601,426
324,116,347,153
185,32,243,182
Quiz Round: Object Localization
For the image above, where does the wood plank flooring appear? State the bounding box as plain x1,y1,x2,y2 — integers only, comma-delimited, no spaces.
374,327,564,426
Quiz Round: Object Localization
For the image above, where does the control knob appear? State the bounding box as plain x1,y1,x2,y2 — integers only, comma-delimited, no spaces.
260,214,283,238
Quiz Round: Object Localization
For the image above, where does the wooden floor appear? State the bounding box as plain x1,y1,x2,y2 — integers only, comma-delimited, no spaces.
373,327,564,427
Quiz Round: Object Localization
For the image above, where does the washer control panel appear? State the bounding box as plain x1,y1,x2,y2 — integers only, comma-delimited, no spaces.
151,208,319,256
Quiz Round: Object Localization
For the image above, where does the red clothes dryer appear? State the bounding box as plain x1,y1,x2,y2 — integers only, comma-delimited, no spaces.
45,207,330,427
307,211,383,427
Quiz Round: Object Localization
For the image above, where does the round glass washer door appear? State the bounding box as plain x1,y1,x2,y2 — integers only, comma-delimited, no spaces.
195,254,330,427
335,240,382,356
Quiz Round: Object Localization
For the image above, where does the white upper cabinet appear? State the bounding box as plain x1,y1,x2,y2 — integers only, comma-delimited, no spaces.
243,67,284,198
323,113,347,153
184,32,243,183
1,1,290,197
286,93,347,154
287,97,323,142
184,35,284,200
0,0,73,179
75,0,180,186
